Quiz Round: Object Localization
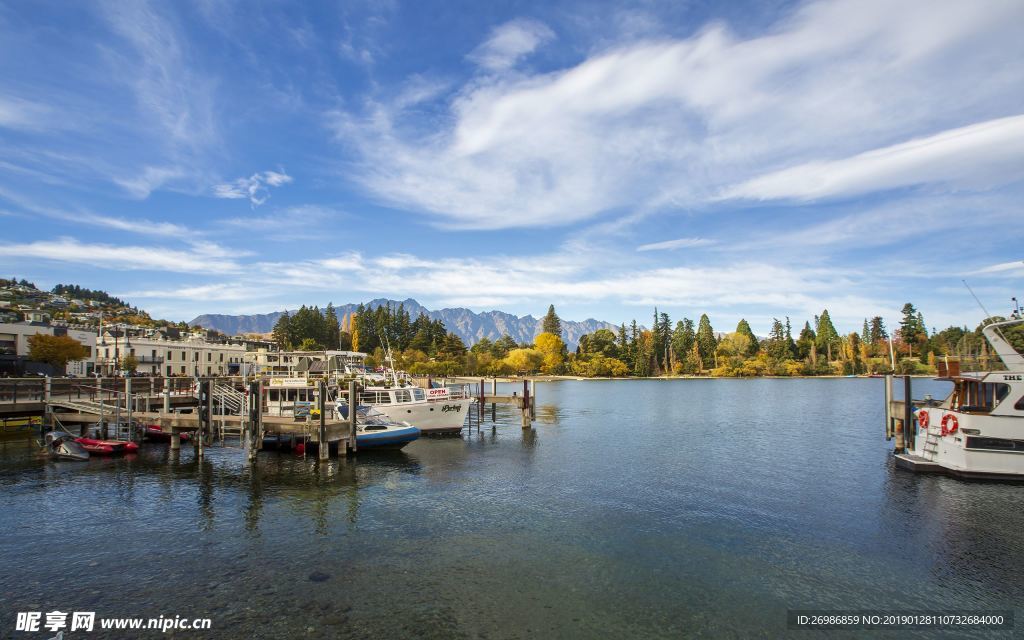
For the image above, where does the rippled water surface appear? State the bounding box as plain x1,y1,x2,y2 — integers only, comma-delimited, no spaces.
1,379,1022,638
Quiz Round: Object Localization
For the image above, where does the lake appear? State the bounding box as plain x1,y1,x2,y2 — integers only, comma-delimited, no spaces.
1,379,1021,638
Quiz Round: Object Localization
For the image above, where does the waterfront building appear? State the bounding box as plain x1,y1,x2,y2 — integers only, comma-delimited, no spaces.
95,328,249,376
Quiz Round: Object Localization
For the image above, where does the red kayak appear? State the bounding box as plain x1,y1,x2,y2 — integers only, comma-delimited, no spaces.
142,424,191,442
74,437,139,455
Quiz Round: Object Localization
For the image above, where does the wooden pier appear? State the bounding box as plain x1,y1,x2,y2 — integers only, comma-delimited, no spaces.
3,376,359,461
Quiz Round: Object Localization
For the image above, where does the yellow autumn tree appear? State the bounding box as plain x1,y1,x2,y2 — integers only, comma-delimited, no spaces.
504,348,544,373
533,332,566,374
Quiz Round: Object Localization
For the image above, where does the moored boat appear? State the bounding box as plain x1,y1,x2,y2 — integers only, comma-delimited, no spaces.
889,315,1024,480
44,431,89,461
337,404,421,450
74,436,139,455
354,384,474,435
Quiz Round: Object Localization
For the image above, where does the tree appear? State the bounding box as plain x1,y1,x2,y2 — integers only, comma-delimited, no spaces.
504,348,544,373
542,305,562,337
27,334,88,372
868,316,888,344
671,319,695,364
272,311,294,349
324,303,341,350
765,318,791,361
735,319,760,356
795,322,816,360
696,314,717,367
534,332,566,374
493,334,518,358
120,354,139,374
578,329,618,358
815,309,839,361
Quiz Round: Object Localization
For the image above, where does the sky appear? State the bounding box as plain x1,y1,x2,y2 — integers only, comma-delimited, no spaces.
0,0,1022,335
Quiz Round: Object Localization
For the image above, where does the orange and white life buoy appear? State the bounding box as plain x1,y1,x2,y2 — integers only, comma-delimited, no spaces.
917,409,929,429
941,413,959,436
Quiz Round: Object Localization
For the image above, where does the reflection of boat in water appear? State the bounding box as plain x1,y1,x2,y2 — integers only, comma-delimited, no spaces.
892,316,1024,480
44,431,89,461
142,424,191,443
337,404,420,450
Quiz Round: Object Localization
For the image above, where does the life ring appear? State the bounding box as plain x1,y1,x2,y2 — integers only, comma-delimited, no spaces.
917,409,929,429
941,413,959,436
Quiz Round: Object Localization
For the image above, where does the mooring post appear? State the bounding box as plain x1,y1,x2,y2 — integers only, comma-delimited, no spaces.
529,379,536,419
348,380,357,453
318,380,328,461
44,375,51,405
894,419,905,452
479,378,485,421
247,380,261,463
884,374,893,440
903,375,913,451
521,379,531,428
126,376,133,442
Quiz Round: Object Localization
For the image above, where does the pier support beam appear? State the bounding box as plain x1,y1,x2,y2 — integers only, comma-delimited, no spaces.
348,380,357,454
170,432,181,451
318,380,328,461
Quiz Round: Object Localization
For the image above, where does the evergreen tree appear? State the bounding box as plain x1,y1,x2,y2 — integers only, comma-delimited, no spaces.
272,311,294,349
324,303,340,350
765,318,790,361
735,319,759,356
862,318,870,344
815,309,839,361
542,304,562,337
672,318,696,365
696,314,717,367
868,316,888,343
796,321,816,360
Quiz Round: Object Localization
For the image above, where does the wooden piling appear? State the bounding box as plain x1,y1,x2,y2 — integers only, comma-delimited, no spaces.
348,380,357,453
246,381,261,463
521,379,531,428
903,375,913,451
318,380,328,461
126,376,133,442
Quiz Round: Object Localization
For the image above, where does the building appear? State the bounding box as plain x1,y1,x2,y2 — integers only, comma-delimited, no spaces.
0,321,96,376
95,329,248,376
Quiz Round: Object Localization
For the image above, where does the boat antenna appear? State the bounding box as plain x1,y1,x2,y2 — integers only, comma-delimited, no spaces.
963,279,1015,347
382,333,400,387
963,280,994,323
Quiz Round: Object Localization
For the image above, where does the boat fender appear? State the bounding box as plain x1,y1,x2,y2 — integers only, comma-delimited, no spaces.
917,409,929,430
941,413,958,436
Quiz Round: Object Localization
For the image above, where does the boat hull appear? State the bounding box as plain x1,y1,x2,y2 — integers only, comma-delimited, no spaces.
374,399,474,434
357,425,420,450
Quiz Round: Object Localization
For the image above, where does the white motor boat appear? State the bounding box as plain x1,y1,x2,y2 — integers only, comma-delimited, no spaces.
345,385,475,435
44,430,89,461
892,316,1024,480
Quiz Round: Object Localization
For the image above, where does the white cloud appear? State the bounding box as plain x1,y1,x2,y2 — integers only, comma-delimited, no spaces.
332,0,1024,229
214,170,294,206
723,115,1024,201
637,237,715,252
0,238,243,274
973,260,1024,275
468,19,555,71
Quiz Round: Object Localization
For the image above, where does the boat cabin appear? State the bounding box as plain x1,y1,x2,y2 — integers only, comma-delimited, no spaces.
359,387,426,406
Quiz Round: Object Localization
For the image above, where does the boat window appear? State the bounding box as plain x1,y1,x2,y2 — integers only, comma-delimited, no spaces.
395,390,411,403
1016,395,1024,411
412,389,425,401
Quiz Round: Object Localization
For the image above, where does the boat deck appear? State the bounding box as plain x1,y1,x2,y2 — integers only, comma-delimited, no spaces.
893,453,942,473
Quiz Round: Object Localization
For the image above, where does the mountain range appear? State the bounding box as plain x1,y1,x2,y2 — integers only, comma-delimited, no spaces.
189,298,619,350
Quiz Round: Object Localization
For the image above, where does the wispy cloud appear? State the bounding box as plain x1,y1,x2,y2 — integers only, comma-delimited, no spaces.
332,0,1024,229
468,19,555,71
214,170,294,206
0,238,243,274
972,260,1024,275
723,115,1024,201
637,237,715,252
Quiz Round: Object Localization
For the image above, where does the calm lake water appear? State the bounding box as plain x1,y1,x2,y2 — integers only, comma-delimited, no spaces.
1,379,1022,639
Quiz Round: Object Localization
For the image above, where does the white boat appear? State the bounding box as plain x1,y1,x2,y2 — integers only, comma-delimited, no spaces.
892,316,1024,480
348,385,475,435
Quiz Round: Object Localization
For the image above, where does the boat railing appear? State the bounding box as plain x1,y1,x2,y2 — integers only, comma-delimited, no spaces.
936,355,1008,377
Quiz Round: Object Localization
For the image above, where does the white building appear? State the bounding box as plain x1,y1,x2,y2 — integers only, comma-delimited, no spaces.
95,330,248,376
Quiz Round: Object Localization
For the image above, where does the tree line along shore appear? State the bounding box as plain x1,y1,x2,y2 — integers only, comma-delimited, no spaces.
271,302,1024,379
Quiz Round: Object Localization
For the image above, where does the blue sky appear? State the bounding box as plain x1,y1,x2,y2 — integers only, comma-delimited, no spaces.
1,0,1022,335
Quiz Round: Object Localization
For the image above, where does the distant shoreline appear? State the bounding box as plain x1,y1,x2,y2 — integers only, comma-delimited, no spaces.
449,374,937,383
